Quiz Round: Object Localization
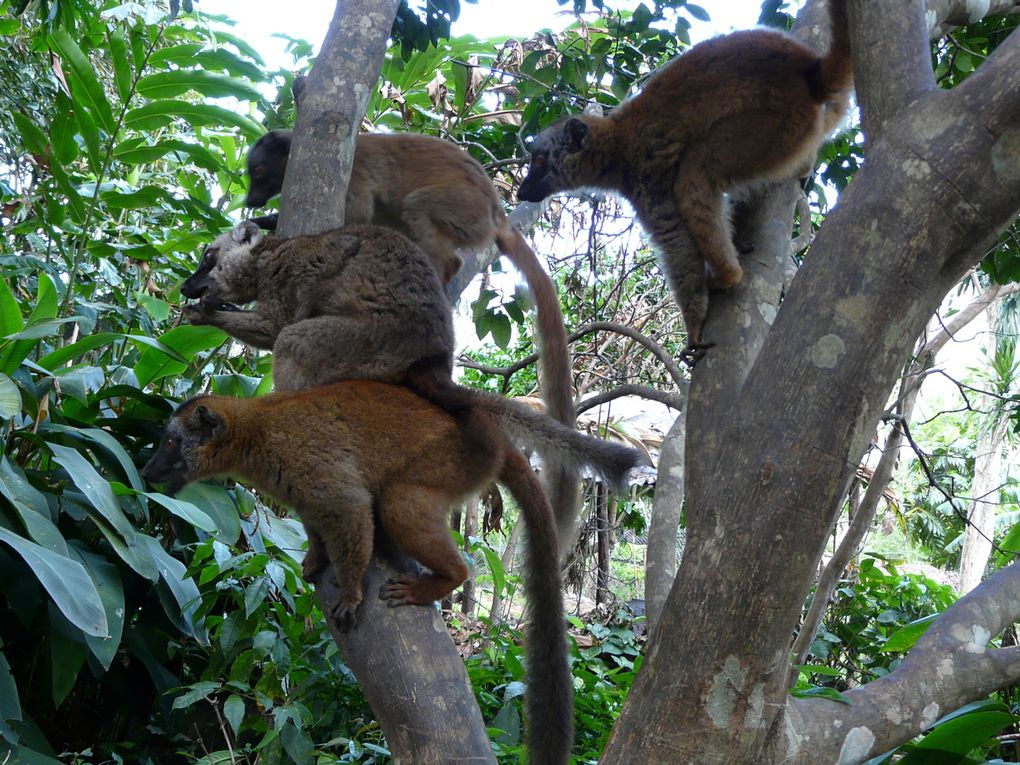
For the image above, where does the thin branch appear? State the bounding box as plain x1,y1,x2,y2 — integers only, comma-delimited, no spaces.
460,320,688,392
576,384,685,415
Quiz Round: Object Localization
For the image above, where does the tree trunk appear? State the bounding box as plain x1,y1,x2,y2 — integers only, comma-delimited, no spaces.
279,3,496,762
602,0,1020,761
595,482,610,606
645,408,686,632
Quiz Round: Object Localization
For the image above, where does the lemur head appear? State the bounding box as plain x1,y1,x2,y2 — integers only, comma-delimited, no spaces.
142,397,229,496
518,115,597,203
181,221,264,305
245,129,292,208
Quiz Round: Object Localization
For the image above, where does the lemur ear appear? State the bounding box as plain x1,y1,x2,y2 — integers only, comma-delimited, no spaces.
190,404,226,439
564,118,590,153
232,219,263,246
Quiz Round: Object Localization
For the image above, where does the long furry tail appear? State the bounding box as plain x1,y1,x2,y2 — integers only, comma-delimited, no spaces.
405,372,641,490
499,449,573,765
496,225,581,555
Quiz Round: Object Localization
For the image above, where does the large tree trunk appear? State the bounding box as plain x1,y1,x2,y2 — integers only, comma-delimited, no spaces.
601,0,1020,762
277,3,496,762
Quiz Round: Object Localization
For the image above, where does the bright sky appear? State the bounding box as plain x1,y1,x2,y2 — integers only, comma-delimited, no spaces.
196,0,775,69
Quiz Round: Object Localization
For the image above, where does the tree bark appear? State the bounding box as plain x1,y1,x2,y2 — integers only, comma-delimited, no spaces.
644,408,686,633
602,0,1020,761
281,3,496,762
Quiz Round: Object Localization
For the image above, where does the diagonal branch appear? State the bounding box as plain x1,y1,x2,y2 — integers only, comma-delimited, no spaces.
927,0,1020,37
576,384,685,415
787,561,1020,763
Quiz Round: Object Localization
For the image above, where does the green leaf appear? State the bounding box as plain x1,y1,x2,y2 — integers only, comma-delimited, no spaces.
48,29,117,133
491,313,512,348
133,324,227,387
49,617,87,706
70,547,125,672
50,105,79,165
0,649,22,742
898,711,1014,762
0,455,65,555
43,424,146,493
0,527,108,637
48,443,136,543
244,575,271,617
38,332,187,370
72,102,102,170
881,614,937,653
174,483,241,544
136,70,261,101
479,545,506,597
108,27,133,104
148,43,204,66
0,18,21,34
0,279,23,337
144,491,217,533
4,316,81,340
124,100,263,138
224,694,245,736
685,3,710,22
12,112,49,158
113,138,222,172
171,680,220,710
0,372,21,419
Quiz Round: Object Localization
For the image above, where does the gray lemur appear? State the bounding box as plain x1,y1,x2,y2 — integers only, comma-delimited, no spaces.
181,222,631,547
518,0,852,357
245,130,581,548
143,378,644,765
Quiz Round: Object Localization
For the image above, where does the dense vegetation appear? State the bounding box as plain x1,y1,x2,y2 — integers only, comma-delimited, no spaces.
0,0,1018,763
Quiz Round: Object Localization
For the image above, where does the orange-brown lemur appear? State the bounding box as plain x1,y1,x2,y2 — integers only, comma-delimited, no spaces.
143,381,642,765
518,0,852,357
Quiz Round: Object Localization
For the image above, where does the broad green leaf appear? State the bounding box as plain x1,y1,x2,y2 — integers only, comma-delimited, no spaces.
171,680,220,710
0,455,65,555
0,274,60,375
898,710,1014,762
173,485,242,546
72,100,102,170
133,324,227,386
0,279,22,337
43,424,146,492
0,527,108,637
224,694,245,736
49,162,87,224
147,42,204,66
0,649,22,743
881,614,937,653
0,18,21,34
101,186,173,210
125,100,263,138
136,70,261,101
0,372,21,419
49,615,87,705
48,444,136,543
139,534,206,642
193,48,265,81
114,138,221,172
12,112,49,157
50,105,79,165
244,575,271,617
48,29,117,133
4,316,81,340
479,545,506,597
38,332,187,370
70,547,126,671
108,27,133,104
144,491,217,533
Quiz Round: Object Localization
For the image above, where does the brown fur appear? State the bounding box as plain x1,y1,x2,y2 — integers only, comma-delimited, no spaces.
184,218,581,550
142,381,638,765
518,0,852,354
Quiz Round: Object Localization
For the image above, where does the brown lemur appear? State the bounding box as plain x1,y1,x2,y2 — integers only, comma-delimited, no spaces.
182,220,589,550
245,129,582,548
518,0,852,358
143,381,641,765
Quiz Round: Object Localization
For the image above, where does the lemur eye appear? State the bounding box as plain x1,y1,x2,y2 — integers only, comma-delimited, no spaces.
164,437,176,449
